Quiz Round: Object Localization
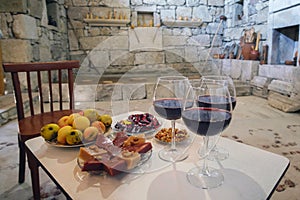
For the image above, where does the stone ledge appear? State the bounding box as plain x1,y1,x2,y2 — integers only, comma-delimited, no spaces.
268,80,294,96
250,76,272,98
252,86,268,99
267,92,300,112
251,76,272,88
234,80,252,96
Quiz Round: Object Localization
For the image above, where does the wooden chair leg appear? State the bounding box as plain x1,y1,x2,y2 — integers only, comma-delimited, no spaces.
18,137,26,183
26,146,41,200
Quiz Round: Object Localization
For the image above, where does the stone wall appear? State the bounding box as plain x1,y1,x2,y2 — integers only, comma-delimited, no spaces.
1,0,299,112
1,0,271,91
65,0,229,85
0,0,69,63
267,0,300,65
0,0,69,93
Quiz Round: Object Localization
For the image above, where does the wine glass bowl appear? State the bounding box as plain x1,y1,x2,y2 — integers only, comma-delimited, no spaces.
182,107,231,137
153,76,190,162
201,75,236,110
153,98,182,120
182,79,232,189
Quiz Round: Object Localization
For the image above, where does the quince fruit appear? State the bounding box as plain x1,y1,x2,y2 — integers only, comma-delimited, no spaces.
83,126,99,142
57,116,70,128
99,114,112,127
40,123,60,141
66,129,83,145
72,116,90,131
83,109,99,123
67,113,82,126
91,121,106,133
57,125,73,144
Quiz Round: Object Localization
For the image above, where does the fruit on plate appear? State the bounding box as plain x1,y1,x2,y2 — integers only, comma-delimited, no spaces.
83,126,99,142
41,110,112,146
40,123,60,141
57,125,73,144
66,129,83,145
67,113,82,126
91,121,106,133
99,114,113,127
83,109,99,123
57,116,70,128
72,116,90,131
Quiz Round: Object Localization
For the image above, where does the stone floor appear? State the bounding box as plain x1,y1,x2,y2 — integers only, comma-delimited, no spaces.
0,96,300,200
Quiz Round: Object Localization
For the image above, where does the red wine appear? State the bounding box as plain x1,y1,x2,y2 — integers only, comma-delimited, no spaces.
153,98,183,120
198,95,234,111
182,107,231,136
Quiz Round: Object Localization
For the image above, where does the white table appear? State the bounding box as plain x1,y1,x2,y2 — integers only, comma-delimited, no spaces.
25,115,289,200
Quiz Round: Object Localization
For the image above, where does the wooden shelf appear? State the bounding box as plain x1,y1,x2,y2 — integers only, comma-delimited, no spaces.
84,19,130,27
162,20,202,27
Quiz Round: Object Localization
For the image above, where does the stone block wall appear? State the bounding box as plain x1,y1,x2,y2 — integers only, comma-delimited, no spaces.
64,0,232,88
1,0,273,94
0,0,69,93
0,0,69,63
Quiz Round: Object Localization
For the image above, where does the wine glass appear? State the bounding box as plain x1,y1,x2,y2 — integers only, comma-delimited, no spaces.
182,79,232,188
202,75,236,110
200,75,236,161
153,76,190,162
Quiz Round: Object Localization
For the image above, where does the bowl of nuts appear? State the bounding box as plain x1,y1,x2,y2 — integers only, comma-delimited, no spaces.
154,127,189,144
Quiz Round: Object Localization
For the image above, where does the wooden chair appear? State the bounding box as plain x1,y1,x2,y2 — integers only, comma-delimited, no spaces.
3,60,80,199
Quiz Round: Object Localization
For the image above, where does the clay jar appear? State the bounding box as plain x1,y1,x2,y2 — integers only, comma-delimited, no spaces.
249,49,259,60
242,43,255,60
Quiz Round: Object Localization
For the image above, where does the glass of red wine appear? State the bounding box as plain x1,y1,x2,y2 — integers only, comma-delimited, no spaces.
200,75,236,161
182,79,232,188
153,76,191,162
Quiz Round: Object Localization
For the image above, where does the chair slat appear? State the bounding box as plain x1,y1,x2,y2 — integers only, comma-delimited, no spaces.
68,68,74,110
37,71,44,113
48,70,54,112
26,72,34,116
58,69,63,110
11,72,25,120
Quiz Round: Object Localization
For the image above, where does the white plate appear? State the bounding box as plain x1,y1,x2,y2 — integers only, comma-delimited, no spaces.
113,113,163,137
45,140,95,148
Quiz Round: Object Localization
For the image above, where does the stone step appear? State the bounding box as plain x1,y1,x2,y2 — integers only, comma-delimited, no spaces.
234,80,252,96
0,94,18,126
0,93,39,126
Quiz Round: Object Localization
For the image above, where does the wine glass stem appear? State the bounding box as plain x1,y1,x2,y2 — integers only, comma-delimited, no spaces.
202,136,209,175
171,120,176,150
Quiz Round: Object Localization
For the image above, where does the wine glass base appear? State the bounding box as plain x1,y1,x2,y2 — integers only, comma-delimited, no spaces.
208,146,229,161
199,146,229,161
158,148,188,162
187,167,224,189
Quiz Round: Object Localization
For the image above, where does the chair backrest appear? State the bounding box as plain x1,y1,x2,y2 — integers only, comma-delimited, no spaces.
3,60,80,121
